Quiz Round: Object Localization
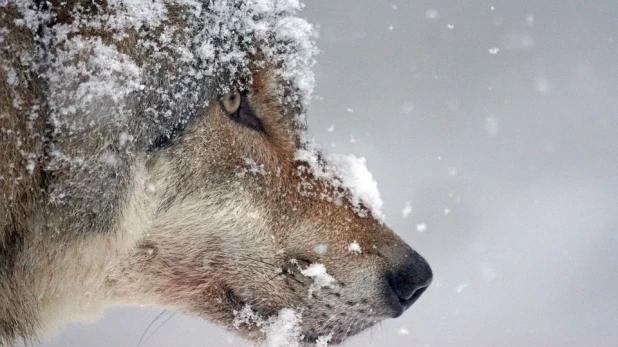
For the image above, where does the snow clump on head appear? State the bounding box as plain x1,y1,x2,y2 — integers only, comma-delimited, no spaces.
232,305,303,347
295,142,384,221
347,241,362,254
263,308,303,347
299,262,335,298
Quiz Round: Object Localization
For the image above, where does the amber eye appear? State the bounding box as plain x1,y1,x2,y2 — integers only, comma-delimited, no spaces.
221,88,241,115
219,88,265,132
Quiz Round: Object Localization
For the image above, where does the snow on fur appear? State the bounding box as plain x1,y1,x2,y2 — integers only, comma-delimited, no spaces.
347,241,362,254
295,145,384,220
299,263,336,298
233,305,334,346
263,308,303,347
233,305,302,346
6,0,317,138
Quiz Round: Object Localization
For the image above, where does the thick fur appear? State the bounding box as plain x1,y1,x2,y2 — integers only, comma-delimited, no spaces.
0,1,429,345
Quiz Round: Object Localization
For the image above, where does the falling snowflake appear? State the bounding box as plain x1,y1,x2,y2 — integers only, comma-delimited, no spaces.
425,9,440,20
484,117,499,136
401,201,412,218
416,223,427,232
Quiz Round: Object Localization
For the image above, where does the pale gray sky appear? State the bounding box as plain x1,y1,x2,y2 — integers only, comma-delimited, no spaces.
43,1,618,346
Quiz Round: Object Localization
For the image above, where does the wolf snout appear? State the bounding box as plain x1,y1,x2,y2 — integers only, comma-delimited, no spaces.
384,246,432,317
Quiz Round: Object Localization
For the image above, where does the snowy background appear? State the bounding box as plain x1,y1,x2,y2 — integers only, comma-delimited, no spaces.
42,1,618,346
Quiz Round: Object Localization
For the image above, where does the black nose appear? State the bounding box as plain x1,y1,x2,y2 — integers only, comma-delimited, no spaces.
385,246,432,316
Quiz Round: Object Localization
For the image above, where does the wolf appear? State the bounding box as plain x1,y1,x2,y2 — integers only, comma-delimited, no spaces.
0,0,432,345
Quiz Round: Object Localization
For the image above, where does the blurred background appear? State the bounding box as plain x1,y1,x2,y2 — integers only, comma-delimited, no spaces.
43,1,618,346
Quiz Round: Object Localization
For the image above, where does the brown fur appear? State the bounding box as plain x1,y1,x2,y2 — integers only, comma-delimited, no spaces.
0,1,430,345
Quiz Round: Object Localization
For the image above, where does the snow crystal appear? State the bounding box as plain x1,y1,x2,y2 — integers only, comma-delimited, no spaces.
347,241,362,254
300,263,335,298
425,9,440,20
313,243,329,255
4,67,17,86
118,132,132,148
145,183,156,193
106,0,169,30
388,25,394,31
326,124,335,132
295,145,384,220
402,101,414,114
398,328,410,335
233,305,261,329
100,152,120,167
346,108,354,113
447,24,454,30
233,305,303,346
416,223,427,233
484,117,499,136
250,0,303,14
25,161,36,174
444,207,451,215
401,201,412,218
488,47,500,55
47,36,143,124
535,78,552,95
263,308,303,347
316,333,333,347
243,157,266,175
455,282,469,294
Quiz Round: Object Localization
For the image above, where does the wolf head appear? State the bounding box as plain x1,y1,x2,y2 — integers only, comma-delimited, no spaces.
0,0,431,345
107,67,432,344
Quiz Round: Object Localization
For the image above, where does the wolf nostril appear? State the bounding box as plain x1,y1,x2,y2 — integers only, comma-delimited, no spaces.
387,249,433,304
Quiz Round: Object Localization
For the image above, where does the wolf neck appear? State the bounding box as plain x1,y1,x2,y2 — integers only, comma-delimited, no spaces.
1,160,159,345
0,235,123,345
